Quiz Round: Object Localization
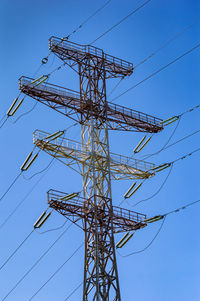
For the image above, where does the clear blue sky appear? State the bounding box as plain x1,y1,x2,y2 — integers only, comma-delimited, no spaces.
0,0,200,300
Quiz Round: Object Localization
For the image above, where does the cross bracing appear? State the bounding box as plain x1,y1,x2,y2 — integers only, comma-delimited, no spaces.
33,130,155,180
19,76,163,133
47,189,147,234
18,36,163,300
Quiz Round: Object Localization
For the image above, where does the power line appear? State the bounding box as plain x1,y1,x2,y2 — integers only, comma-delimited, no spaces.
8,103,38,125
23,123,77,181
124,143,200,208
36,220,68,235
0,229,34,271
144,127,200,159
0,123,76,219
0,115,7,125
43,0,112,62
1,2,110,127
143,117,181,160
28,242,84,301
91,0,152,44
77,0,112,29
10,76,51,124
64,282,83,300
0,166,50,231
125,101,200,169
0,144,38,204
135,17,200,68
108,77,125,98
23,156,55,181
0,59,46,129
179,103,200,117
139,102,200,159
127,164,173,208
145,146,200,181
0,172,22,203
127,114,181,167
1,223,72,301
2,14,198,130
162,128,200,151
112,42,200,102
117,217,166,257
164,199,200,217
17,5,198,106
129,146,200,206
118,198,200,258
171,146,200,165
109,17,200,99
0,117,8,129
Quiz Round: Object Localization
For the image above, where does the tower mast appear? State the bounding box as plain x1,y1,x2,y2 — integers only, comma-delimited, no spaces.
19,37,163,300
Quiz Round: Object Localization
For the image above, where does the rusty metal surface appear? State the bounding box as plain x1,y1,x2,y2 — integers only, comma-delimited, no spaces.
49,36,133,78
19,37,161,300
47,189,146,233
19,76,163,133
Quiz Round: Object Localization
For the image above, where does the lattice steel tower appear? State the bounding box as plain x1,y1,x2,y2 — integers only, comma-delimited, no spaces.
19,37,163,300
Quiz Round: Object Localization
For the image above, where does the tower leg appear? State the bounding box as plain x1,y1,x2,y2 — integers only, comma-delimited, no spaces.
80,61,121,300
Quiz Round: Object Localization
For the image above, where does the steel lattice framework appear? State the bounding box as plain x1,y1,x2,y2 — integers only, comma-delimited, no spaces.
19,37,163,300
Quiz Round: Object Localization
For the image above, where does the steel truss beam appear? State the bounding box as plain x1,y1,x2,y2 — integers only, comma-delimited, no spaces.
49,36,133,78
19,76,163,133
33,130,155,180
47,189,147,234
19,37,163,300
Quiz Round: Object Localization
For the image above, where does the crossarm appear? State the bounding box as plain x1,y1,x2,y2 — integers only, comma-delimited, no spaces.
49,36,133,77
47,190,147,233
33,130,155,179
19,76,163,133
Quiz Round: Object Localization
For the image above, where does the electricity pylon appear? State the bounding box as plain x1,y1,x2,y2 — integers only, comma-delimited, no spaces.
19,37,163,300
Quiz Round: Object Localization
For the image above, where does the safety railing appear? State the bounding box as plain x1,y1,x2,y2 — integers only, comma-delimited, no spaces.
108,102,163,128
19,76,80,101
19,77,162,132
33,130,154,173
49,36,133,73
47,189,84,208
113,206,146,223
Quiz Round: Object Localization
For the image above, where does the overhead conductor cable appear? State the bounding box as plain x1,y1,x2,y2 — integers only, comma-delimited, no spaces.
0,210,52,271
28,242,84,301
1,224,73,301
41,0,112,63
112,42,200,102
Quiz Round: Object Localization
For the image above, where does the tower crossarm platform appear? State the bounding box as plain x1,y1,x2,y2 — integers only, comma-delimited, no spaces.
47,189,147,233
49,36,133,78
19,76,163,133
33,130,155,180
